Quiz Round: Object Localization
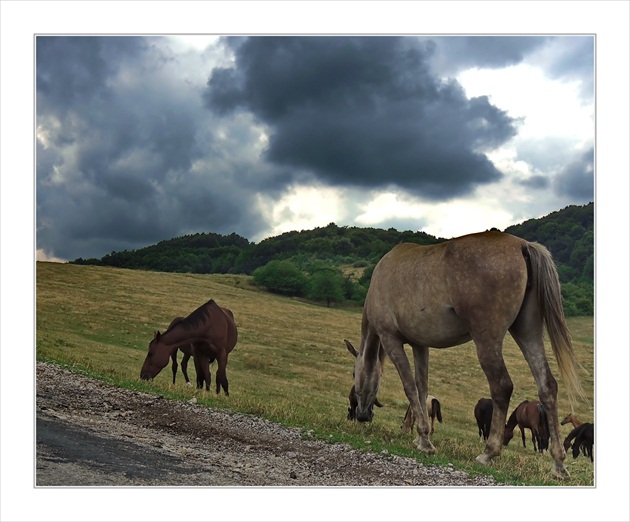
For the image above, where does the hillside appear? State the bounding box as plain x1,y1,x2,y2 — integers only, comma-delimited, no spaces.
71,202,594,315
36,262,594,486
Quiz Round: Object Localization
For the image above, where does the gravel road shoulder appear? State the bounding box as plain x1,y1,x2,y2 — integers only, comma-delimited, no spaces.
36,361,498,487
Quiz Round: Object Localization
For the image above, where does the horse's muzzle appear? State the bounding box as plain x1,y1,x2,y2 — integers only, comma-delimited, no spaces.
139,372,153,381
356,408,374,423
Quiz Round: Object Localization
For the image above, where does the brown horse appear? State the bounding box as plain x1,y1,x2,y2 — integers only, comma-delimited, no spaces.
346,231,582,478
503,399,550,452
140,300,237,395
474,398,493,441
560,413,583,428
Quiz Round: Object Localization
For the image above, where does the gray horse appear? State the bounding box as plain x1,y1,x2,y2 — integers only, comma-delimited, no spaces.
346,231,582,478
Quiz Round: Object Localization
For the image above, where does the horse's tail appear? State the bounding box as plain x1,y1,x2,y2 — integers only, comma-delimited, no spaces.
432,398,443,423
526,242,585,406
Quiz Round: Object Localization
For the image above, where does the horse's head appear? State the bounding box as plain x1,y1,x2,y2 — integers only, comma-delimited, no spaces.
503,425,514,446
140,331,171,380
345,339,382,423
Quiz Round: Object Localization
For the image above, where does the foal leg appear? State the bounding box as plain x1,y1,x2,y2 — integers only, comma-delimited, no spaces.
193,352,211,391
181,352,192,386
510,295,568,478
383,337,434,453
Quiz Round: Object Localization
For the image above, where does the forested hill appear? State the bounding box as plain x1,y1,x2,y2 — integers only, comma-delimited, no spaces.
71,202,593,315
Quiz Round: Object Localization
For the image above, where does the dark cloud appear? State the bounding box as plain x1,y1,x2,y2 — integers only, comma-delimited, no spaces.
426,36,552,76
519,175,550,190
553,147,594,201
36,36,265,260
205,36,518,199
539,36,594,101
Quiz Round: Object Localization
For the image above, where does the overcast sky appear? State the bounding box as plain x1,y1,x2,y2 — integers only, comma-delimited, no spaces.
36,35,594,261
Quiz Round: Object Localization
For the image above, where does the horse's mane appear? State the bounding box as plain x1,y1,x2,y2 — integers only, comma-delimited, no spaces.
173,300,217,332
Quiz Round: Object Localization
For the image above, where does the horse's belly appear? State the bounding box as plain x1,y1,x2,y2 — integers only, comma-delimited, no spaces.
398,305,471,348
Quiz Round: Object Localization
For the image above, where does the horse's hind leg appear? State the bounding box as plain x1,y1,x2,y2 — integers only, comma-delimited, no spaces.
509,294,568,477
473,339,514,466
215,349,229,396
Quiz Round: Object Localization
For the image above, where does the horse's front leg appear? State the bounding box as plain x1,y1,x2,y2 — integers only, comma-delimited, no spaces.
401,343,433,453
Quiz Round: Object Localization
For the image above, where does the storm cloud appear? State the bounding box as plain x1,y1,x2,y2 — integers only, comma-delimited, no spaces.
36,36,268,259
553,146,594,201
36,35,594,261
205,36,518,198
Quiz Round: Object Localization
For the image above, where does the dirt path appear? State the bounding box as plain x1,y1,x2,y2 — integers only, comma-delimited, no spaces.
36,362,498,486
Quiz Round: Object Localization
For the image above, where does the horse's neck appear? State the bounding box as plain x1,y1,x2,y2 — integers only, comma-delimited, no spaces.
571,415,583,427
161,324,202,348
506,409,519,430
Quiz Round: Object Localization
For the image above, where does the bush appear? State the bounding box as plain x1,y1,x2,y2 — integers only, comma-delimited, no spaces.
307,269,345,307
252,260,308,296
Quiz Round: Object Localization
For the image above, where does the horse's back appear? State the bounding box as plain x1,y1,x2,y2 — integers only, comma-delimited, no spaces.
191,301,238,352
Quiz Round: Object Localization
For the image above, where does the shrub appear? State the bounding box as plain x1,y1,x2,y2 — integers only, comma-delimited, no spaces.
252,260,308,296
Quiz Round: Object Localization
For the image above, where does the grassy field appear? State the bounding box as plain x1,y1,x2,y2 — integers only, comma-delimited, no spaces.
36,261,595,486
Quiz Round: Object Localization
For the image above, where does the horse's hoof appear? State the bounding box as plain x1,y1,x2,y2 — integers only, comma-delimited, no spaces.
475,453,493,466
186,382,192,387
414,437,436,454
552,463,570,479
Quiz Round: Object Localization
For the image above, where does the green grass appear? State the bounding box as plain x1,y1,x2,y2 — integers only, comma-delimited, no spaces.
36,261,595,486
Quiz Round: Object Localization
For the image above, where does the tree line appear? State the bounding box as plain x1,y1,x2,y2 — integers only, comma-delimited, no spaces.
71,202,594,315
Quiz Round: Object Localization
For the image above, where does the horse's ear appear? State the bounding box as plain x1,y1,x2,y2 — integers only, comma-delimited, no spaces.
153,330,161,341
344,339,358,358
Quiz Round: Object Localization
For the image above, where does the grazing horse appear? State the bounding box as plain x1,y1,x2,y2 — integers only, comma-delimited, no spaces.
140,300,237,395
564,422,594,462
426,395,442,435
474,398,493,441
503,400,550,452
560,413,583,428
346,231,582,478
402,395,442,435
346,340,382,420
